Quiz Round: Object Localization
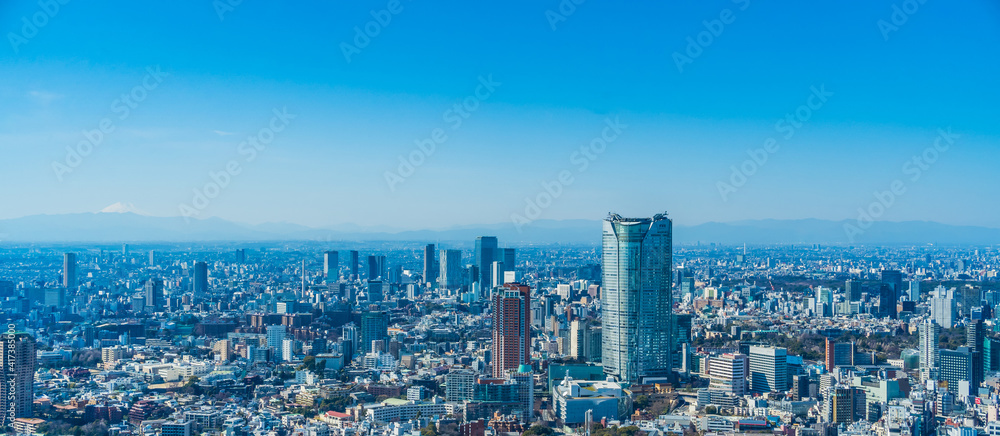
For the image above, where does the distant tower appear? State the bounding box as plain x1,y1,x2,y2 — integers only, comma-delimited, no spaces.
324,251,339,280
193,261,208,295
601,213,674,383
423,244,437,285
492,283,531,378
881,269,904,301
144,278,164,312
349,250,360,281
63,252,77,288
439,249,462,290
342,323,359,359
367,256,386,281
503,248,516,268
878,284,897,319
301,259,307,295
845,279,860,302
475,236,498,287
149,250,156,266
0,331,36,427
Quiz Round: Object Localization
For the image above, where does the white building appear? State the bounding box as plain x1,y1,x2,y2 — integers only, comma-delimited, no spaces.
552,374,632,424
708,353,747,397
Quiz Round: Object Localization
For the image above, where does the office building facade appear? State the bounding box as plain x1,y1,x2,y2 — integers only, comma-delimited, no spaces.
749,346,787,393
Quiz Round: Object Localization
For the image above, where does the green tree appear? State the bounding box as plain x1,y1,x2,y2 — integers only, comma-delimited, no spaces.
634,394,650,410
298,355,316,371
421,424,439,436
523,425,555,436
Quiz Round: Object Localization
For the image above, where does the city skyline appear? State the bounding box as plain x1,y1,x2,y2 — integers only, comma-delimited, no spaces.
3,1,1000,434
2,2,999,230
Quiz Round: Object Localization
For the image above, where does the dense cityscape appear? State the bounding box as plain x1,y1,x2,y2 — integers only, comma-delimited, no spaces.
0,213,997,436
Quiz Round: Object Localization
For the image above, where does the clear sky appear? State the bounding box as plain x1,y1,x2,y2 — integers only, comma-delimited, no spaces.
1,1,998,230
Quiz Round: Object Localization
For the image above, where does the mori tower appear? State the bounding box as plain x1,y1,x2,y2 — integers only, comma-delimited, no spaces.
601,213,674,383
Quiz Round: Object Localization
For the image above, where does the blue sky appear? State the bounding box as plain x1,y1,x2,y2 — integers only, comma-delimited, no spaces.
1,0,998,230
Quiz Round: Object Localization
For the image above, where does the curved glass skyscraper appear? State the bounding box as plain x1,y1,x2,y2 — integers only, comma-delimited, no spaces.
601,213,674,383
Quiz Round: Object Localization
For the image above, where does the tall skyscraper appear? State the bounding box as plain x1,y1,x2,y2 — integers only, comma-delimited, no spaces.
342,323,358,359
968,320,985,353
878,284,897,319
601,213,674,383
475,236,498,287
968,320,985,383
845,279,860,302
491,261,505,288
568,320,601,362
324,251,339,279
491,247,515,286
908,280,921,302
423,244,437,285
349,250,359,280
193,261,208,295
63,252,77,289
815,286,833,317
919,318,941,380
439,249,462,289
144,278,164,312
360,310,388,353
881,269,904,300
492,283,531,378
749,345,788,393
0,331,36,427
367,255,387,281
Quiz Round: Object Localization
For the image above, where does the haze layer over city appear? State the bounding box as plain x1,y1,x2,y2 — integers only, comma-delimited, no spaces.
1,2,998,436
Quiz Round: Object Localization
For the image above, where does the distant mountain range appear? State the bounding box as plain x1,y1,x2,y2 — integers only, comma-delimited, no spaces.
0,212,997,245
